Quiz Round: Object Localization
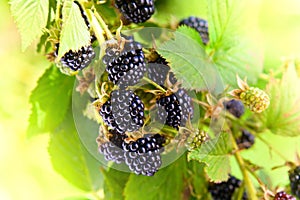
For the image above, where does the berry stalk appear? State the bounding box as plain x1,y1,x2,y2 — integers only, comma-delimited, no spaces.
142,77,167,93
229,131,258,200
93,9,113,40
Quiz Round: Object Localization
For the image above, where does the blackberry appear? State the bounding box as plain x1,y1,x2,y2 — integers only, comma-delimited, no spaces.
274,191,296,200
289,166,300,198
208,175,247,200
99,89,145,132
175,89,193,126
55,44,95,71
123,134,165,176
156,94,182,130
102,37,146,88
98,129,127,164
236,130,255,149
224,99,245,118
74,1,90,28
179,16,209,45
147,54,177,86
115,0,155,24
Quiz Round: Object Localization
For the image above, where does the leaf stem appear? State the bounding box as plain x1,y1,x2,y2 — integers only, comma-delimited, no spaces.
229,132,258,200
93,10,113,40
142,77,167,93
84,9,106,45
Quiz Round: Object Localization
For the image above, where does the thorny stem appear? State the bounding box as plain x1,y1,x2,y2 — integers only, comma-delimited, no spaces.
93,9,114,39
256,134,290,162
142,77,167,93
229,132,258,200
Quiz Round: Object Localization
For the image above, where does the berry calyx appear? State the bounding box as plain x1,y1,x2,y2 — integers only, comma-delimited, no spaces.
179,16,209,45
115,0,155,24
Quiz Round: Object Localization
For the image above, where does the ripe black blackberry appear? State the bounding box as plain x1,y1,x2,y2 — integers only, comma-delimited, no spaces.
289,166,300,198
99,89,145,132
156,94,182,130
175,89,193,126
147,54,177,86
274,191,296,200
55,44,95,71
236,130,255,149
98,129,127,164
179,16,209,45
102,37,146,88
208,175,247,200
123,134,165,176
114,0,155,24
224,99,245,118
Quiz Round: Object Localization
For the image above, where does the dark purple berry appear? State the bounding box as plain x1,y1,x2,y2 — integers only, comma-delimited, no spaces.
236,130,255,149
115,0,155,24
103,37,146,88
289,166,300,199
175,89,193,126
274,191,296,200
179,16,209,45
224,99,245,118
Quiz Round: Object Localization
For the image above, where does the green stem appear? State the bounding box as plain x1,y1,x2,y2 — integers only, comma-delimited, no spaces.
93,10,113,39
229,132,258,200
84,9,106,45
142,77,167,93
55,0,62,22
256,134,290,162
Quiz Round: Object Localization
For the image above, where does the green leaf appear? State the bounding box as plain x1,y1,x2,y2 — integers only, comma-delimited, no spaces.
124,155,187,200
58,0,90,59
27,65,74,137
208,0,262,85
48,108,103,192
10,0,49,51
102,167,130,200
188,133,233,182
260,62,300,137
157,28,224,94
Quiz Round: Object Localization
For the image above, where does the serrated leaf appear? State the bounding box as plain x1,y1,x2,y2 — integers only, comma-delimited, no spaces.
157,28,224,94
260,62,300,137
208,0,262,85
188,133,233,182
27,65,74,137
102,167,130,200
48,108,103,192
58,0,90,59
177,26,203,46
10,0,49,51
124,155,187,200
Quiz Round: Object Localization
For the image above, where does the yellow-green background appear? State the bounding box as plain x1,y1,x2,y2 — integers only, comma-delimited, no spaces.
0,0,300,199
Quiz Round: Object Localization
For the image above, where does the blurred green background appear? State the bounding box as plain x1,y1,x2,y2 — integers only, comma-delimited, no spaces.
0,0,300,199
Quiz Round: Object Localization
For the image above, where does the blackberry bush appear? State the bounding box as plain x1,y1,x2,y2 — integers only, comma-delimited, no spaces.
102,37,146,88
208,175,247,200
175,89,193,126
156,93,182,130
289,166,300,198
179,16,209,45
114,0,155,24
99,89,145,132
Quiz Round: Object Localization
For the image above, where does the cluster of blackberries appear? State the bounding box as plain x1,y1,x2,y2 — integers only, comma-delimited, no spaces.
98,129,166,176
208,175,247,200
114,0,155,24
289,166,300,199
